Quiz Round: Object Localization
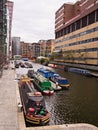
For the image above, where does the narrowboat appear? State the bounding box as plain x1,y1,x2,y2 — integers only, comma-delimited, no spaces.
68,67,92,76
37,68,70,89
19,76,50,126
50,74,70,89
37,68,54,78
32,73,54,95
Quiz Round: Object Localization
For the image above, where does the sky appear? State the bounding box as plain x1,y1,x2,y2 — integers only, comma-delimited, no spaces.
12,0,77,43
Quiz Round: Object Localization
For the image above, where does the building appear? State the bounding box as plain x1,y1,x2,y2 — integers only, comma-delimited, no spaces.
39,40,47,56
12,37,20,57
54,0,98,65
31,43,40,59
45,39,54,57
6,0,13,60
0,0,7,54
20,41,32,59
39,39,54,57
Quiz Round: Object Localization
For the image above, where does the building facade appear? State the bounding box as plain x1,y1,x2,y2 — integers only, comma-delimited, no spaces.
20,41,32,59
0,0,7,54
54,0,98,65
45,39,53,57
6,0,13,60
39,39,54,57
12,37,20,57
31,43,40,58
39,40,47,56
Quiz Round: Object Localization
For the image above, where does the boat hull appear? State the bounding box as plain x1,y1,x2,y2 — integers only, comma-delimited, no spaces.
25,113,50,126
50,78,70,90
19,79,50,126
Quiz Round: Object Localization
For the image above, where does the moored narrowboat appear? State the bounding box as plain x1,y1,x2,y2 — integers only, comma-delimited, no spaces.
37,68,70,89
68,67,92,76
32,73,54,95
37,68,54,78
19,76,50,126
50,73,70,89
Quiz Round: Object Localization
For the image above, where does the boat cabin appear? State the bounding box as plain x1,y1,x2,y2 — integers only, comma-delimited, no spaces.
37,68,54,78
25,92,45,111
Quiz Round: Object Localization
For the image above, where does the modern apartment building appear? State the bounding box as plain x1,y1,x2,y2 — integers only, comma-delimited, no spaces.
12,37,20,57
6,0,13,59
0,0,7,54
54,0,98,65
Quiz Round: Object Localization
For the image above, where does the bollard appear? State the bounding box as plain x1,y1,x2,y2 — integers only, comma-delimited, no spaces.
17,103,22,112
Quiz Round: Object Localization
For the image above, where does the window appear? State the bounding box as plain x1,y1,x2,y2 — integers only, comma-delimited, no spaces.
64,27,66,35
72,23,75,32
76,20,81,29
82,16,87,27
88,11,95,25
96,9,98,21
66,26,70,34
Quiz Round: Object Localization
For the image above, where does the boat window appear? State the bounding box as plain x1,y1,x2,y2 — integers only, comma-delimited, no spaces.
58,79,69,84
26,100,35,108
23,84,26,89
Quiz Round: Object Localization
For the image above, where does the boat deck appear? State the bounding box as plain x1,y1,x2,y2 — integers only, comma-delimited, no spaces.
49,80,62,91
90,72,98,77
35,73,62,91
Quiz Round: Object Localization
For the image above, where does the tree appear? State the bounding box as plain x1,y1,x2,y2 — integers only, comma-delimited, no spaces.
63,50,75,62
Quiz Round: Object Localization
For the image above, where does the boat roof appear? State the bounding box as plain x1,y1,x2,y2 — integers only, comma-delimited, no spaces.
20,75,31,82
55,76,67,80
35,74,50,83
38,68,54,74
27,92,43,102
53,73,60,77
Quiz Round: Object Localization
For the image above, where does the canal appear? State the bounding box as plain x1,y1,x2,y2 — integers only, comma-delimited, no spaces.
16,62,98,127
32,63,98,127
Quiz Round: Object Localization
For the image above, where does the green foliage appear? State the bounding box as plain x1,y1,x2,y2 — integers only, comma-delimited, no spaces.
40,58,46,64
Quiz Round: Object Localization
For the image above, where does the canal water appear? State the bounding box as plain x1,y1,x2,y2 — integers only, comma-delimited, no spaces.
31,63,98,127
16,63,98,127
44,67,98,127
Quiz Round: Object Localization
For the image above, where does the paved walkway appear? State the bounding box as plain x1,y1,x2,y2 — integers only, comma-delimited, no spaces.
0,69,18,130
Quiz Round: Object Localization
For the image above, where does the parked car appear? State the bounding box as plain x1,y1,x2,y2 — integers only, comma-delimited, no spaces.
27,70,35,78
15,63,19,68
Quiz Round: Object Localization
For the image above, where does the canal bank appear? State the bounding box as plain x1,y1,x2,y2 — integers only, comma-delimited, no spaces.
0,67,98,130
50,62,98,72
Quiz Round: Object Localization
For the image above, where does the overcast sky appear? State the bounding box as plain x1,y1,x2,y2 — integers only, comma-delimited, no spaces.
12,0,77,43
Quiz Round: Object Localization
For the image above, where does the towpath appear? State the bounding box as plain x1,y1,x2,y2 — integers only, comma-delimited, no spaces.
0,69,18,130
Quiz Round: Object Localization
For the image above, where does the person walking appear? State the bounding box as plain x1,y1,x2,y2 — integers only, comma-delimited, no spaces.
56,82,58,88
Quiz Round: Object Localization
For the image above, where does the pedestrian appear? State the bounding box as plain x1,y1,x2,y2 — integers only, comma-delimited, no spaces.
56,82,58,88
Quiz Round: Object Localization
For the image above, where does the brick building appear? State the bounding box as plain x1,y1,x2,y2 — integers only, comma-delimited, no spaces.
54,0,98,65
31,43,40,59
20,41,32,59
39,39,54,57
